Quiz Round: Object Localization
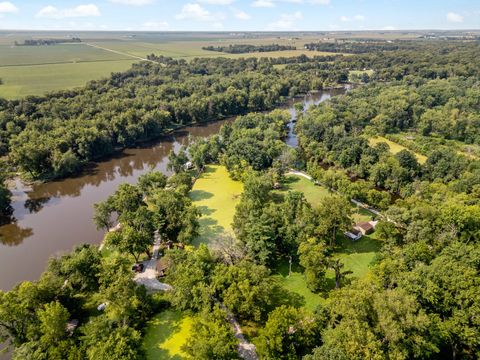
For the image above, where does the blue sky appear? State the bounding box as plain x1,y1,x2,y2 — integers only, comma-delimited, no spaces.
0,0,478,31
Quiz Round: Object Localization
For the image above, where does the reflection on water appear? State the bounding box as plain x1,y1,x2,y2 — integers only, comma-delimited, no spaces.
0,89,343,290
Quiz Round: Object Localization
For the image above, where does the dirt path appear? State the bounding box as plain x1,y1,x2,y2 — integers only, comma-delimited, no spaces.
83,42,158,63
134,231,172,291
218,303,259,360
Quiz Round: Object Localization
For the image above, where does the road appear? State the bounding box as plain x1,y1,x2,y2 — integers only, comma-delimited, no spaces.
84,42,158,64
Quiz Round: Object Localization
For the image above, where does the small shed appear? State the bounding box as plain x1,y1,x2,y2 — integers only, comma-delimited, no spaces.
345,228,362,241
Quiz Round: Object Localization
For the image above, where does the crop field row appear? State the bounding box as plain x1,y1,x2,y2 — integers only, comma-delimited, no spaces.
0,35,340,99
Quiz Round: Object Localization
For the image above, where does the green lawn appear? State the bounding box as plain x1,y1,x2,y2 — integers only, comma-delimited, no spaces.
143,310,194,360
280,175,331,207
190,165,243,247
369,136,427,164
273,234,381,313
273,174,381,312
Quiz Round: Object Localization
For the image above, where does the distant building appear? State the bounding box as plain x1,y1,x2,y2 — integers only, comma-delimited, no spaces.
345,220,378,241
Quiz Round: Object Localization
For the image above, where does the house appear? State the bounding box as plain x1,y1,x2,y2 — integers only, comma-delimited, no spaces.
345,221,378,241
354,221,378,235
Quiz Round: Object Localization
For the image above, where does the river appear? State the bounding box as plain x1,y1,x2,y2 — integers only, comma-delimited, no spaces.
0,88,345,291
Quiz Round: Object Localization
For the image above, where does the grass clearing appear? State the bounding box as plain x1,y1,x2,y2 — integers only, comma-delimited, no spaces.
280,174,331,207
369,136,428,164
273,174,381,312
143,310,194,360
190,165,243,247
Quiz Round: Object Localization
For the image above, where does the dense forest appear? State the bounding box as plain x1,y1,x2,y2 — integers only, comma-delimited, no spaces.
0,40,479,359
202,44,297,53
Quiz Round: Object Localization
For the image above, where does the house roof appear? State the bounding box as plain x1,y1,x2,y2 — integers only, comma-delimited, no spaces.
355,222,374,232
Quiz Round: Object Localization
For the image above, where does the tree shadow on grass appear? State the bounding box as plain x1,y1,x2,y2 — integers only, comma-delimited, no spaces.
335,235,382,255
190,190,214,201
193,218,225,247
196,205,215,216
269,283,306,310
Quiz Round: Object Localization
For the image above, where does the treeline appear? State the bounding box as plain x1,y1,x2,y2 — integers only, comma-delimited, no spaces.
0,57,331,180
202,43,296,53
304,40,405,53
14,38,81,46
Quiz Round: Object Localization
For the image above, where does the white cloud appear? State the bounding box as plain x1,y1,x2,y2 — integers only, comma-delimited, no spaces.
251,0,274,8
381,26,396,30
175,3,215,21
36,4,100,19
252,0,329,7
341,14,365,22
232,8,251,20
199,0,234,4
0,1,18,14
108,0,154,5
267,10,303,30
446,12,463,23
142,21,169,30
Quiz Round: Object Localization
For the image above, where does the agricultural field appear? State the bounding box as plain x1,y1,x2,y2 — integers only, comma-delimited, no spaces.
189,165,243,247
369,135,428,164
0,31,340,99
143,309,193,360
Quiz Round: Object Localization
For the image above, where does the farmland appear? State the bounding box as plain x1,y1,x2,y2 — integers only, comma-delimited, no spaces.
0,31,339,99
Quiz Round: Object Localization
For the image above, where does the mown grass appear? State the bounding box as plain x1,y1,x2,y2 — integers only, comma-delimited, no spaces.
143,310,194,360
369,136,428,164
190,165,243,247
273,174,381,312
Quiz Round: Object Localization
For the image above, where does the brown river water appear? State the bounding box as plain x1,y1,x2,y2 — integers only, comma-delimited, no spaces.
0,89,344,291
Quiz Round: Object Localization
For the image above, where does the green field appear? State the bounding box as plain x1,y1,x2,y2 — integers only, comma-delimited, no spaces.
369,136,428,164
0,32,341,99
0,59,135,99
190,165,243,247
143,310,194,360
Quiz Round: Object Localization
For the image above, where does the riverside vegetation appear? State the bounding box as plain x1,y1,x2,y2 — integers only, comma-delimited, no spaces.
0,39,479,359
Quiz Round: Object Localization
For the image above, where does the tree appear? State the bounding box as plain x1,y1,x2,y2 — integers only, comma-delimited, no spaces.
167,147,189,174
212,261,273,322
315,196,352,247
328,259,352,289
150,189,199,243
37,301,69,345
137,171,167,196
257,305,320,360
81,317,142,360
104,224,153,263
93,200,114,231
182,307,239,360
298,238,328,292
